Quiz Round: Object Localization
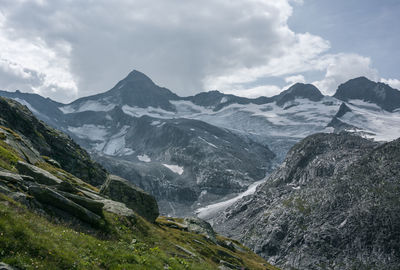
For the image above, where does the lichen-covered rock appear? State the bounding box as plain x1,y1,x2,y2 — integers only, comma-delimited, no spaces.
184,217,216,242
28,185,102,226
100,174,159,222
58,191,104,217
100,199,136,217
16,161,62,185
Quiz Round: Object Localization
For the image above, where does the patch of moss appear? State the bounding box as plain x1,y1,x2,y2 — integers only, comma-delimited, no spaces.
283,196,311,215
0,126,22,141
0,141,21,171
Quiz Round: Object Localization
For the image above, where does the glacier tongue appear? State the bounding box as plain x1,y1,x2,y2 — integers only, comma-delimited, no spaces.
195,178,267,221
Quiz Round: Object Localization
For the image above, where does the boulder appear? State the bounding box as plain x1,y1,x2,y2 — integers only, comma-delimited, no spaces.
100,199,136,217
56,181,79,193
184,217,217,242
100,174,159,222
58,191,104,217
0,171,23,183
16,161,62,185
28,185,102,226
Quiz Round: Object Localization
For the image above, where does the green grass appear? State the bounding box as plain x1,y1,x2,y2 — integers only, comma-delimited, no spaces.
0,140,22,171
0,194,276,270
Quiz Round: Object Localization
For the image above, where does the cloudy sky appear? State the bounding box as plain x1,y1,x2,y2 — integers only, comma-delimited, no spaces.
0,0,399,103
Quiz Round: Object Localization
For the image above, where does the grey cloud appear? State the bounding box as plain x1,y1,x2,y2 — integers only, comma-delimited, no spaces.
0,0,295,100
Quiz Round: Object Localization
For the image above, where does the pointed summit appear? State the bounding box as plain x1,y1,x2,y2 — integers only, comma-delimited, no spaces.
333,77,400,112
124,70,154,84
275,83,324,106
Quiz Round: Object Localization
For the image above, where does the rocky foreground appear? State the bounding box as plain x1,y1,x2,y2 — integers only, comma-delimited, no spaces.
0,97,276,270
212,133,400,270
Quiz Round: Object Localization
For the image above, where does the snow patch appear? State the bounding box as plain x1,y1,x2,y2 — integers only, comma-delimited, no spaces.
59,105,75,114
122,105,175,119
198,137,218,149
196,178,266,220
102,125,130,155
339,102,400,141
162,164,184,175
68,125,108,141
137,154,151,162
220,96,228,103
60,100,116,114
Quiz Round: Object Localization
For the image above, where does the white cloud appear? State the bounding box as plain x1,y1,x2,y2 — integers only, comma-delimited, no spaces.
312,54,379,95
0,0,396,102
0,0,330,102
0,11,78,101
285,74,305,84
222,85,282,98
381,78,400,90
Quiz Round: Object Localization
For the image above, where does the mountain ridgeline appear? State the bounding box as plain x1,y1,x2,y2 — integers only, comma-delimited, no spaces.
1,70,400,270
0,96,274,269
1,72,400,217
211,133,400,270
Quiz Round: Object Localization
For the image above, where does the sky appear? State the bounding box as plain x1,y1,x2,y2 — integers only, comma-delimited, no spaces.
0,0,399,103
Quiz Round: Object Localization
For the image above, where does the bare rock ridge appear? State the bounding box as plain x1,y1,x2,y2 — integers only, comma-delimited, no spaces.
334,76,400,112
212,133,400,270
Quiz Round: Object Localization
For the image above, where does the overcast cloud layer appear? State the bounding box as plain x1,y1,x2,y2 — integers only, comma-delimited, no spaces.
0,0,398,103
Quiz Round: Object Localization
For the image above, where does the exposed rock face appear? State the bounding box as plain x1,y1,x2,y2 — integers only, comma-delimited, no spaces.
16,161,62,185
212,133,400,270
100,174,159,222
274,83,324,106
28,185,103,226
2,73,400,219
334,76,400,112
184,217,217,242
0,97,107,186
0,96,158,227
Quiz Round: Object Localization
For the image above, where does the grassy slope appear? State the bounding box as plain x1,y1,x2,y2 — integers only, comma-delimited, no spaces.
0,193,278,270
0,126,279,269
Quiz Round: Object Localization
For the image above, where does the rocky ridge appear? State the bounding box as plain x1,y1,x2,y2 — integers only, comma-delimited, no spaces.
212,133,400,270
1,74,400,218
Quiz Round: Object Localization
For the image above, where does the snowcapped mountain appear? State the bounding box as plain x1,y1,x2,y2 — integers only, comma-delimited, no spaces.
1,72,400,216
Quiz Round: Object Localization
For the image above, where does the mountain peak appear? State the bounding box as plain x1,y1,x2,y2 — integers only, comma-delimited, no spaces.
333,77,400,112
123,70,154,83
275,83,324,106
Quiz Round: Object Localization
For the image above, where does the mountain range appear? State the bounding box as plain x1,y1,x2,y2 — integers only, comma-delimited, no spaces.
1,70,400,217
0,96,274,270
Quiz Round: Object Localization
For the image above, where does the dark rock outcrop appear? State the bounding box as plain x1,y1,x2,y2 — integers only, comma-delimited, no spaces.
333,76,400,112
275,83,324,106
28,185,102,226
213,133,400,270
0,97,107,186
100,174,159,222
